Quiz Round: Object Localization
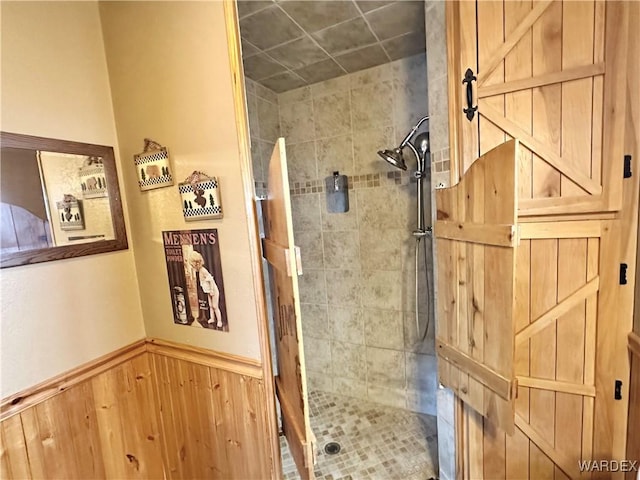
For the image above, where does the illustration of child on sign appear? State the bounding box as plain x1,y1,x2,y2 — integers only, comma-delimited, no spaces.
188,250,223,329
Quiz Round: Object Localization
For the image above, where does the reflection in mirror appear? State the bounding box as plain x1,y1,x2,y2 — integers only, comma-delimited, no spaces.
1,132,128,268
1,147,53,253
38,151,115,246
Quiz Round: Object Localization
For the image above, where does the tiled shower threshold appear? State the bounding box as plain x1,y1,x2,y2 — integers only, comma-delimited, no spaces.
281,390,438,479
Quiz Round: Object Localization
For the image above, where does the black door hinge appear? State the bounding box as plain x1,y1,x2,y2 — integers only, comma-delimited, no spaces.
615,380,623,400
624,155,632,178
620,263,628,285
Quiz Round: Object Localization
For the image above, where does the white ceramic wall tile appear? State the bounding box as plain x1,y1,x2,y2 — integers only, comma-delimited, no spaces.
325,269,361,307
313,91,351,138
276,55,439,413
296,230,324,269
361,269,403,311
367,384,406,409
330,306,364,345
332,341,366,379
316,134,355,176
304,337,332,372
280,100,314,144
298,269,327,304
366,346,405,389
301,303,331,340
363,308,404,350
279,85,311,104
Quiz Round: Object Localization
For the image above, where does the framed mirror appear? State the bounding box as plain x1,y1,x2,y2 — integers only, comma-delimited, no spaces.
1,131,128,268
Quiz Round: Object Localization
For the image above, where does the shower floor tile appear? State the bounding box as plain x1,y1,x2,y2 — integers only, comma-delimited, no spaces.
280,390,438,480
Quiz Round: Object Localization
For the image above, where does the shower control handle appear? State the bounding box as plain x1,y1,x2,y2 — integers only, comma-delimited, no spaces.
462,68,477,121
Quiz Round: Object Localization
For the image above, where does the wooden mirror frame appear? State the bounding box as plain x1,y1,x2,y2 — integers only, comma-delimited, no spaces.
1,131,128,268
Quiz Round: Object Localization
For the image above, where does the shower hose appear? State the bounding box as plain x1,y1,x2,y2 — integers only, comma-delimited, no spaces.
414,234,432,343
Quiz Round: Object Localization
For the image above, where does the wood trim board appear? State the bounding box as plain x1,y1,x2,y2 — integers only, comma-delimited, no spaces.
146,338,263,379
0,339,147,420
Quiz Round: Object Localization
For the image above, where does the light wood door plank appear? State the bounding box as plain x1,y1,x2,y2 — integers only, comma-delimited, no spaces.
531,0,562,203
64,382,106,478
466,148,485,412
0,414,31,479
503,2,534,474
478,0,553,87
517,376,595,398
601,0,629,211
436,221,517,247
516,277,599,344
515,414,580,480
560,1,596,199
519,221,601,240
481,103,602,195
19,409,46,478
590,0,606,187
555,238,588,477
454,0,480,176
479,63,605,99
457,169,471,404
529,239,558,480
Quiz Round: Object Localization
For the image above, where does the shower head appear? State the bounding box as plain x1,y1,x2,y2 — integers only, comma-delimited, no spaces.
377,148,408,170
378,116,429,171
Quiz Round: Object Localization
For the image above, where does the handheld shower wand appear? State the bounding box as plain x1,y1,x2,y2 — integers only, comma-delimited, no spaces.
377,115,431,236
377,116,432,341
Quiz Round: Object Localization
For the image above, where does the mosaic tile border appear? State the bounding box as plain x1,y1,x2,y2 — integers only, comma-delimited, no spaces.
254,147,451,198
431,147,451,174
287,171,411,196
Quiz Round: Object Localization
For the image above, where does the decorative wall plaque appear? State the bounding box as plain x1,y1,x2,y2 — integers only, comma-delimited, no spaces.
56,194,84,231
134,138,174,191
79,157,107,199
179,171,223,221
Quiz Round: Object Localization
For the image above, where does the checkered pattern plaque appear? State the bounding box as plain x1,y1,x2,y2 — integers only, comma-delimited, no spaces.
179,178,223,221
134,147,174,191
56,200,85,231
80,165,108,199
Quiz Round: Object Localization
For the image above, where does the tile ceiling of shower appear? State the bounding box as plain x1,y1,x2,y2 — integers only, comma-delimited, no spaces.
238,0,425,93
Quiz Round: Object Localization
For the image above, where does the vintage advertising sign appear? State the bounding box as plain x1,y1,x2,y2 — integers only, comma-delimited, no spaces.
162,228,228,331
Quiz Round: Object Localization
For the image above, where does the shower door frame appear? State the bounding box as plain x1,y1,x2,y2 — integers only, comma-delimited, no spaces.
223,1,285,478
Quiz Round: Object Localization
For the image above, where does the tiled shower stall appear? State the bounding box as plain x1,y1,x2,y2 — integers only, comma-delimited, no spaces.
247,53,439,416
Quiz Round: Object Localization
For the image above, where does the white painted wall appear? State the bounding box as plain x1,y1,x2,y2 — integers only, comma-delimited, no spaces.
0,1,145,397
99,1,262,360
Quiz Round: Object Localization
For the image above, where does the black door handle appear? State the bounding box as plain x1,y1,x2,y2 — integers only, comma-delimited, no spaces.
462,68,477,121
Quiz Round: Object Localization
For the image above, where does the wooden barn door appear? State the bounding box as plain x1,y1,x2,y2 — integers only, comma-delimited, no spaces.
263,139,316,480
446,1,635,479
449,0,629,217
435,140,519,435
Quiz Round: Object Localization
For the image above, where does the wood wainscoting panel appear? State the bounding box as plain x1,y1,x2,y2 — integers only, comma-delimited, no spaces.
0,340,275,479
0,351,164,479
150,352,273,480
91,353,164,479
